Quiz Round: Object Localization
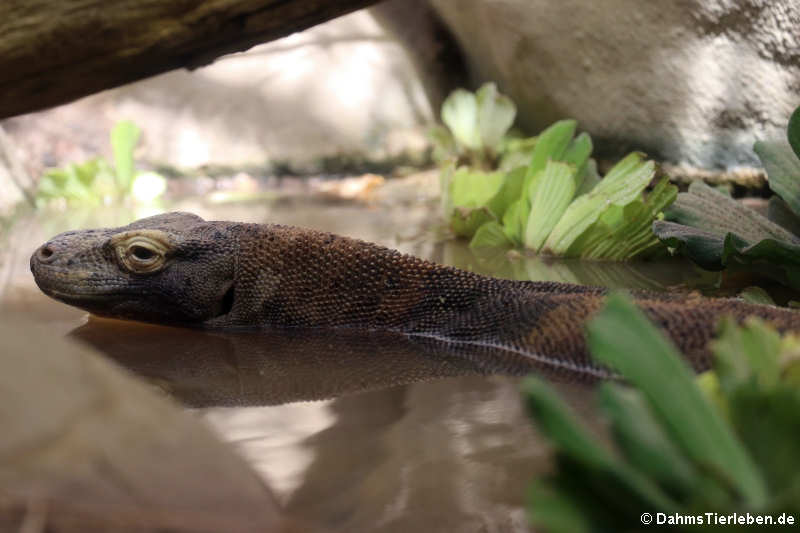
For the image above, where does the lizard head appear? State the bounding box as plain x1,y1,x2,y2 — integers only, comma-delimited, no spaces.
31,212,236,325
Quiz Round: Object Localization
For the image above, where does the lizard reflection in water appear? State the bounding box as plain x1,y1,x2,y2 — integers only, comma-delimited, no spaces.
31,212,800,378
70,317,589,407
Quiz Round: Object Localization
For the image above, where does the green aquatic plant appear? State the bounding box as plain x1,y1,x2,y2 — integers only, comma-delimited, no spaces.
653,105,800,289
523,294,800,532
438,105,677,260
430,82,524,169
36,121,166,207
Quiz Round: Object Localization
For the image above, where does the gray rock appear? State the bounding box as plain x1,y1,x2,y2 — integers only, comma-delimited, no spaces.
430,0,800,168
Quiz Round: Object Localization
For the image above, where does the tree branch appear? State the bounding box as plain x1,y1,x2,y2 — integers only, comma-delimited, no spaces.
0,0,380,119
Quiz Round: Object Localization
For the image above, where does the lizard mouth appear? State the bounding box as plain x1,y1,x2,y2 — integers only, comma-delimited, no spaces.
30,261,136,312
43,288,110,302
213,282,236,318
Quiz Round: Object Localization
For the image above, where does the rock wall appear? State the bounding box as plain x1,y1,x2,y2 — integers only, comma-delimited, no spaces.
430,0,800,168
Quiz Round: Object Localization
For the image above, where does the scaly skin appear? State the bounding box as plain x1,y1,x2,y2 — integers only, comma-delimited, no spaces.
31,212,800,376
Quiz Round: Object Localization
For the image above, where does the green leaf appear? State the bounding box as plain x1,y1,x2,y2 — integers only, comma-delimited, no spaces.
429,124,457,163
527,482,592,533
788,104,800,161
502,197,528,246
446,168,504,238
523,378,612,468
562,132,593,191
729,386,800,503
587,293,767,507
73,159,100,187
39,161,104,205
562,133,592,169
711,317,782,394
737,286,776,306
470,221,512,249
524,120,577,191
574,158,600,197
111,120,141,192
524,161,577,251
499,135,538,172
475,82,516,151
767,196,800,237
441,89,480,150
653,181,800,287
449,168,505,208
523,377,679,512
567,177,676,260
543,153,655,255
652,220,727,269
754,139,800,217
439,161,456,216
599,385,698,497
666,182,798,244
487,166,526,220
710,315,800,506
450,206,495,238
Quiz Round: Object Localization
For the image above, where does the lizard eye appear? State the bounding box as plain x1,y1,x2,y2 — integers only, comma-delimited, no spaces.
130,245,156,262
111,231,171,274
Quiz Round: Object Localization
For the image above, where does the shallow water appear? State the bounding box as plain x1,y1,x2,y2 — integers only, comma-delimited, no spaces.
0,194,714,532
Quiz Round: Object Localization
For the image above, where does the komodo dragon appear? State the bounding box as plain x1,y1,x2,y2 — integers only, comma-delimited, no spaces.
30,212,800,377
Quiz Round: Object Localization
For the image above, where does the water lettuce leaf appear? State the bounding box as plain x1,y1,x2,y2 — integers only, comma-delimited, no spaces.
440,82,516,154
587,294,767,508
710,318,800,502
499,121,578,246
666,180,797,243
526,482,592,533
523,377,679,518
475,82,516,151
575,158,601,197
543,153,655,255
466,140,669,260
436,87,672,261
449,168,505,208
768,196,800,236
524,295,800,532
469,220,512,249
567,177,676,260
498,135,538,171
788,103,800,160
447,168,505,237
653,105,800,289
486,165,526,221
35,120,164,207
450,206,495,238
754,139,800,217
653,181,800,287
737,286,776,306
502,197,528,246
597,385,697,497
562,132,592,191
36,158,116,207
524,160,577,251
524,120,577,191
111,120,141,192
441,89,480,150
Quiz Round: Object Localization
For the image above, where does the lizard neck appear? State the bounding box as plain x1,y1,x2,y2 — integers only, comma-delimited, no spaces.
218,223,503,332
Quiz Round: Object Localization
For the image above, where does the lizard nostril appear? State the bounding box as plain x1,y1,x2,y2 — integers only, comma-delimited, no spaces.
37,244,55,263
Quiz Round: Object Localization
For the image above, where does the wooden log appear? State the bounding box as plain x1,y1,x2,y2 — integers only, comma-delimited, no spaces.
0,0,381,119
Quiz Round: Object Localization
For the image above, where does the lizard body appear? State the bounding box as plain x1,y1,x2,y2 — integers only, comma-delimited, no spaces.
31,212,800,375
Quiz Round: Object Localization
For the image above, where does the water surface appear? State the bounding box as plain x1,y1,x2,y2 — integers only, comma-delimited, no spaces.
0,194,713,532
